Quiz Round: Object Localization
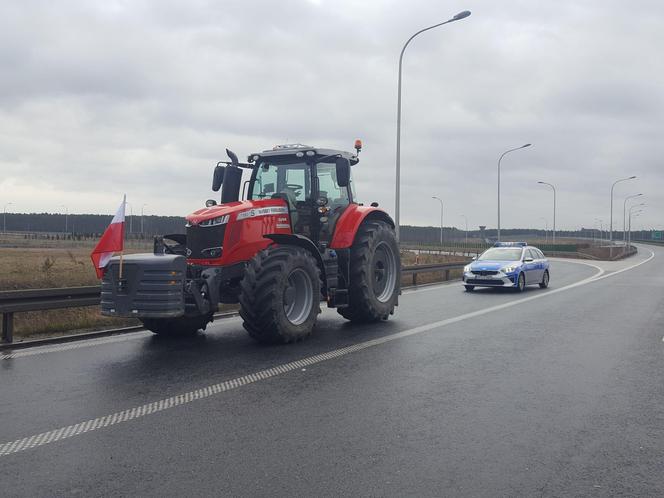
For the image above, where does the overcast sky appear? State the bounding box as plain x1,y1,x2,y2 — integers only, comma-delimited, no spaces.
1,0,662,231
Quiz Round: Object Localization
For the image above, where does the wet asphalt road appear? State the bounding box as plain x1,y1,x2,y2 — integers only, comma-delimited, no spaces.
1,247,662,497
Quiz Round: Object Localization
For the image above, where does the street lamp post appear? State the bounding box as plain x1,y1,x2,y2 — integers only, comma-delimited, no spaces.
628,207,644,247
431,196,444,245
537,181,556,244
539,217,549,244
3,202,13,233
141,204,148,235
594,218,603,244
459,214,468,248
395,10,471,241
609,175,636,242
126,202,134,235
622,193,642,245
60,204,68,235
497,144,531,241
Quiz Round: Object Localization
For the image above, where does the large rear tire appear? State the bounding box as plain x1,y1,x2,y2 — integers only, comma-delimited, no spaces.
338,221,400,323
239,245,321,344
141,314,213,336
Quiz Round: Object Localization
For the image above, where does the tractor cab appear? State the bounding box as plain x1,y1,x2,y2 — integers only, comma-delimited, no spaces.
245,144,359,247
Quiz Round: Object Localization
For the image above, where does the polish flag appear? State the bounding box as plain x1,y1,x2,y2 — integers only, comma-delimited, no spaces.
90,195,126,279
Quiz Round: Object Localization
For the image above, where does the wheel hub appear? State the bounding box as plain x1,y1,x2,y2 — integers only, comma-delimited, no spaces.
372,241,397,303
283,268,314,325
284,286,296,306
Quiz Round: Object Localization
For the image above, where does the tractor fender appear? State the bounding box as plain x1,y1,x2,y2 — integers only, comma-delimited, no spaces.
264,233,326,282
330,205,395,249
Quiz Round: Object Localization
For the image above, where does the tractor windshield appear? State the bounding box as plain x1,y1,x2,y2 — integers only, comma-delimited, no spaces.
249,162,311,202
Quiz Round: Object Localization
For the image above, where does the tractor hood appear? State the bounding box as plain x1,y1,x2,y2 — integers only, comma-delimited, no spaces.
186,199,288,226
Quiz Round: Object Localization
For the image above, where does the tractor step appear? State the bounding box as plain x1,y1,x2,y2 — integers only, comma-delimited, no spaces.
323,249,348,308
329,288,349,308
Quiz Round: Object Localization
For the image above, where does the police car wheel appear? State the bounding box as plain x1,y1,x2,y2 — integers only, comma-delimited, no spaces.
516,273,526,292
539,270,550,289
464,285,475,292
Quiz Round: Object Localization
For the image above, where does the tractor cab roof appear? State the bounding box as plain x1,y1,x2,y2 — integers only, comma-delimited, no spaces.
247,144,359,166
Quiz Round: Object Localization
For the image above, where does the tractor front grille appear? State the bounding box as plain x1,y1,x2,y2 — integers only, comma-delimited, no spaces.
186,223,226,260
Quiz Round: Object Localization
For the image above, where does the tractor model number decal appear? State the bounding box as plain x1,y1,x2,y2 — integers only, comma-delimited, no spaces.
236,206,289,220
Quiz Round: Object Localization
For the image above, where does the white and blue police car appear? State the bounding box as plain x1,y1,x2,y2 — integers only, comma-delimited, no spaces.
462,242,550,292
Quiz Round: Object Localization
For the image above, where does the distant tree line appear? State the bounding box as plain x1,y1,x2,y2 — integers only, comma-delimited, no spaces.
2,213,186,236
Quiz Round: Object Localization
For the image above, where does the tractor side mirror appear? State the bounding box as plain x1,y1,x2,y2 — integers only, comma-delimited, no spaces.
212,165,225,192
335,157,350,187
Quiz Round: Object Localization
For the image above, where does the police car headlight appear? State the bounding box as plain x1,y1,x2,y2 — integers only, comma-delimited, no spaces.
464,265,472,273
502,265,519,273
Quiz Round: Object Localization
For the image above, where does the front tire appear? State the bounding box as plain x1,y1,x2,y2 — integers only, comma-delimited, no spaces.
515,272,526,293
239,246,321,344
338,221,400,323
464,285,475,292
141,314,213,336
539,270,550,288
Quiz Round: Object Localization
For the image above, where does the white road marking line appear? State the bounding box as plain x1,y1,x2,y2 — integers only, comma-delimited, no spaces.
0,331,152,360
2,251,655,458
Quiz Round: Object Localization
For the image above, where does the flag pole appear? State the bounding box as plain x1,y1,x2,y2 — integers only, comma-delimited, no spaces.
119,250,124,280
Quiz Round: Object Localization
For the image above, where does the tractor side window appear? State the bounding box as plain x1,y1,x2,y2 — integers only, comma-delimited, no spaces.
316,163,349,208
251,163,278,199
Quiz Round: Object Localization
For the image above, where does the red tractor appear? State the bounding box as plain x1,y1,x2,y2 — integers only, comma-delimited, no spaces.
101,142,400,343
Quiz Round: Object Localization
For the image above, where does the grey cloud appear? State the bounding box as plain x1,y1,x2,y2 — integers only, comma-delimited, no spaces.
0,0,662,231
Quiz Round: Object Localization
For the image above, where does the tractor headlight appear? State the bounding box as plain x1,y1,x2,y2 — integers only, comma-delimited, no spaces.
200,247,223,258
199,215,230,227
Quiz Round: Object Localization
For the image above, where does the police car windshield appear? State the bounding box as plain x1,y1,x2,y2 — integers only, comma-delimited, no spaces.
478,248,523,261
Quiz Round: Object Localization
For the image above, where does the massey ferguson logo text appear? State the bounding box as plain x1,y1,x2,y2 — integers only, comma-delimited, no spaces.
236,206,289,220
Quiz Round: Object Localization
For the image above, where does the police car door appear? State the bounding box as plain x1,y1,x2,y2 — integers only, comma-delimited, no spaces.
528,248,543,282
522,248,537,283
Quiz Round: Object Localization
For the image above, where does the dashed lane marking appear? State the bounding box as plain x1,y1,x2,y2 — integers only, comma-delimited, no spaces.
2,251,655,458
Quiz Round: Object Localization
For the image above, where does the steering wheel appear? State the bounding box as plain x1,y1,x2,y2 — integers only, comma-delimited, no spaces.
285,184,303,196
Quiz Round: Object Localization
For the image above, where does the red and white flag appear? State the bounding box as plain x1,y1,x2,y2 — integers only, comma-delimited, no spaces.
90,195,126,279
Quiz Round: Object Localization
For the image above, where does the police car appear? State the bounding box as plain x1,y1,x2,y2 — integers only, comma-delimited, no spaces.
462,242,550,292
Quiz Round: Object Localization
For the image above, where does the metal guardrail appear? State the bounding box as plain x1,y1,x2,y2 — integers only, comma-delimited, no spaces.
0,262,469,344
633,239,664,246
0,286,100,343
400,262,469,286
